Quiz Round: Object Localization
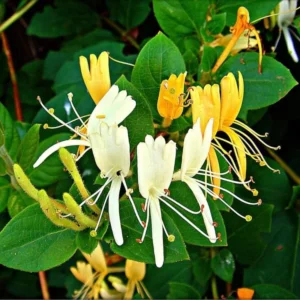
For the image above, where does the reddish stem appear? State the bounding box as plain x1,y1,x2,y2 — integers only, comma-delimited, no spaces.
38,271,50,300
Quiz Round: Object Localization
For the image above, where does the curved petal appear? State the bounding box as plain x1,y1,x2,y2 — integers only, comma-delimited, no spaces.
208,146,220,198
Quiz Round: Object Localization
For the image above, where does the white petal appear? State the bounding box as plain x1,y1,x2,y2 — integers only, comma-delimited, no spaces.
109,178,123,246
282,26,299,62
150,197,164,268
278,0,293,27
185,177,216,243
33,140,90,168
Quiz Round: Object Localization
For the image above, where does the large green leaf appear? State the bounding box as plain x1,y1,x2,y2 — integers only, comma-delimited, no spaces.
153,0,209,39
7,190,35,218
244,211,300,297
110,198,189,265
223,202,273,264
0,204,77,272
0,177,11,213
27,1,99,38
215,53,298,118
131,32,186,116
115,76,154,148
211,249,235,282
215,0,280,26
252,284,298,299
167,282,201,299
106,0,151,29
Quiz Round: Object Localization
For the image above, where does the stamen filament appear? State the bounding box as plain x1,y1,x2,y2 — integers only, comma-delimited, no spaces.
196,172,253,185
94,191,110,232
76,147,91,162
140,202,150,242
67,93,88,129
45,114,90,129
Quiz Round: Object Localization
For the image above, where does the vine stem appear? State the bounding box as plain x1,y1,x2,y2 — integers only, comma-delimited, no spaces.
0,0,39,33
38,271,50,300
210,248,219,300
0,32,23,121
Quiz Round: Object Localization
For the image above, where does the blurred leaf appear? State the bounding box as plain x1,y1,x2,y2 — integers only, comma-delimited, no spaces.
0,103,20,158
211,249,235,282
0,121,5,147
183,49,198,76
206,12,227,35
0,52,9,98
76,230,98,254
287,185,300,209
167,282,201,299
27,1,100,38
0,157,6,176
153,0,209,38
0,177,11,213
215,0,280,26
169,117,192,133
223,203,273,264
131,32,185,116
7,190,35,218
106,0,151,29
110,198,189,264
17,124,41,171
252,284,298,299
115,75,154,148
244,211,300,297
0,204,77,272
28,133,70,187
215,53,298,117
199,46,218,74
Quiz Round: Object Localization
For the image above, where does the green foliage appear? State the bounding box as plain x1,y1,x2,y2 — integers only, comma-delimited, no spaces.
167,282,201,299
211,249,235,282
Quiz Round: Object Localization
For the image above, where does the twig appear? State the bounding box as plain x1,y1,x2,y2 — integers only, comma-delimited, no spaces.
102,16,140,50
210,248,219,300
0,0,38,33
38,271,50,300
266,148,300,185
0,32,23,121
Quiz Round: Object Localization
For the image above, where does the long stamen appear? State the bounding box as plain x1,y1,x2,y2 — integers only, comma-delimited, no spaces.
159,197,219,241
67,93,88,129
196,171,253,185
44,114,90,129
120,174,144,227
140,203,150,242
37,96,88,140
234,120,267,138
76,147,92,162
215,136,254,157
197,182,252,221
195,179,260,206
93,191,110,233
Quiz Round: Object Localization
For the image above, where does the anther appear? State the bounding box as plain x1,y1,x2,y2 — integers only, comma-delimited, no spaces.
273,169,281,174
276,146,281,150
250,176,255,183
37,96,42,102
142,221,146,228
48,108,55,114
228,166,232,173
136,238,142,244
87,200,93,205
67,92,73,100
141,203,145,212
219,193,224,199
90,230,97,237
212,222,218,227
164,188,170,196
168,235,175,242
43,123,49,129
126,188,133,196
257,199,262,206
163,81,168,89
264,132,269,137
96,114,106,119
200,204,205,213
100,171,106,179
217,232,222,242
252,189,258,196
245,215,252,222
259,161,266,166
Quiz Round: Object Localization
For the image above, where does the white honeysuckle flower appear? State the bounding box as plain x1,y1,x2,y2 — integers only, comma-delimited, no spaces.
275,0,299,62
34,84,136,168
173,118,260,237
34,85,142,245
137,135,221,268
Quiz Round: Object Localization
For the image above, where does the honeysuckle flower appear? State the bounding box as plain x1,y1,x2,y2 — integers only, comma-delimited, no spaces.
208,31,258,56
100,277,126,299
190,72,280,195
80,52,111,104
137,135,219,267
70,243,125,300
124,260,149,299
212,7,263,73
237,287,255,300
157,72,189,127
274,0,299,62
34,85,143,244
173,118,257,236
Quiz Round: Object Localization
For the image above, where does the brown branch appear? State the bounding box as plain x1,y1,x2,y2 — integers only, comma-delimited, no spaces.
0,32,23,121
38,271,50,300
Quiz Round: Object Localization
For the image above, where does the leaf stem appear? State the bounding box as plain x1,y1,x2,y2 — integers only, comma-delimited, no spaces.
102,16,140,50
210,248,219,300
38,271,50,300
266,148,300,185
0,32,23,121
0,0,39,33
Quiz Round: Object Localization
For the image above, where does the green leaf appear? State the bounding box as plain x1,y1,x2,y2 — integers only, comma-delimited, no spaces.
215,53,298,117
76,230,98,254
244,211,300,297
0,103,20,158
115,75,154,148
287,185,300,209
17,124,41,171
106,0,151,29
7,190,35,218
215,0,280,26
223,203,273,264
0,157,6,176
153,0,209,38
110,198,189,264
167,282,201,299
169,116,192,133
0,203,77,272
28,133,70,187
206,13,227,35
131,32,185,116
199,46,218,78
27,1,100,38
211,249,235,282
183,49,198,77
0,121,5,147
0,177,11,213
252,284,298,299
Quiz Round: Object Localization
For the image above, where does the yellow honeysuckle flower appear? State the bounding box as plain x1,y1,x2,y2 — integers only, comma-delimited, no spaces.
70,243,125,300
157,72,188,127
191,71,280,196
237,287,255,300
211,7,262,73
80,52,111,104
